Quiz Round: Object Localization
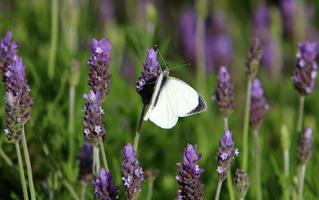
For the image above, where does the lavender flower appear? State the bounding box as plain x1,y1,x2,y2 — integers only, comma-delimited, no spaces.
234,169,249,198
76,143,93,183
297,128,313,165
216,130,239,181
292,42,317,95
136,48,161,105
280,0,296,38
83,90,105,146
0,32,19,76
4,57,33,141
213,66,235,117
88,39,112,101
249,79,269,129
92,168,119,200
176,144,204,199
121,144,144,200
246,38,263,78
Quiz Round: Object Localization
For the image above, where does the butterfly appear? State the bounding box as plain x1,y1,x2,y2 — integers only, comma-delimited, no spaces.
143,69,207,129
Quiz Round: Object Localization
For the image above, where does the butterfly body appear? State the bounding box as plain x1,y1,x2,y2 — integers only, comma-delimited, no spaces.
143,69,207,129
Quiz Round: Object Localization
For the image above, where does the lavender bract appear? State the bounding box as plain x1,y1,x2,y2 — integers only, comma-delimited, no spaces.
83,90,105,146
249,79,269,129
214,66,235,117
76,143,93,183
92,168,119,200
88,39,112,101
136,48,161,105
234,168,249,198
292,42,317,95
121,143,144,200
297,128,313,165
216,130,238,181
4,57,33,141
176,144,204,200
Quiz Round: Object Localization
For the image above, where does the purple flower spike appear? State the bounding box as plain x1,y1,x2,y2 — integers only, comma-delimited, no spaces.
136,48,161,105
216,130,238,181
83,90,105,146
92,168,119,200
176,144,204,199
246,38,263,78
88,38,112,101
0,32,19,73
76,143,93,183
249,79,269,129
121,144,144,200
297,128,313,164
214,66,235,117
280,0,296,38
4,57,33,141
234,169,249,198
292,42,317,95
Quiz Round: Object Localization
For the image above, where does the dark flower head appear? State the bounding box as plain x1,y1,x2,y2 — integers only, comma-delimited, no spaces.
213,66,235,117
0,32,19,73
216,130,239,181
76,143,93,183
280,0,296,38
234,169,249,198
176,144,204,199
249,79,269,129
4,57,33,141
136,48,161,105
83,90,105,146
88,38,112,101
121,144,144,200
297,128,313,165
292,42,317,95
92,168,119,200
246,38,263,78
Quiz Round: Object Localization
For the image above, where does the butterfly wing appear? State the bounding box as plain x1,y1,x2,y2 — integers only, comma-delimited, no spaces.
165,77,207,117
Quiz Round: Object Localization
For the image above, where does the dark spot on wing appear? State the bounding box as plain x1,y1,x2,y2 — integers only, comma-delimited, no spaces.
187,95,207,115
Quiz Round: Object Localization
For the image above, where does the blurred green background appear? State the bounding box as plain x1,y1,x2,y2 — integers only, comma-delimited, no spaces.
0,0,319,199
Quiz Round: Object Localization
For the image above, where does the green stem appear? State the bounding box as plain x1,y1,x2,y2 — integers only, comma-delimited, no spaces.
133,105,146,152
67,85,75,177
283,149,290,200
21,128,36,200
296,96,305,134
62,179,80,200
99,138,109,171
15,142,29,200
146,178,154,200
297,164,306,200
253,129,262,200
214,180,223,200
224,117,235,200
242,79,252,171
80,183,87,200
93,146,100,175
48,0,58,79
0,145,13,166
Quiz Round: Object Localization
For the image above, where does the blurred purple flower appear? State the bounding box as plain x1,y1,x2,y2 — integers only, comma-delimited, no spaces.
121,144,144,200
92,168,119,200
213,66,235,117
216,130,238,181
176,144,204,199
249,79,269,129
297,128,313,164
99,0,115,24
121,53,135,83
3,54,33,141
292,42,317,95
234,168,249,198
136,48,161,105
0,32,19,75
83,90,105,146
76,143,93,183
246,38,263,78
280,0,296,38
88,38,112,101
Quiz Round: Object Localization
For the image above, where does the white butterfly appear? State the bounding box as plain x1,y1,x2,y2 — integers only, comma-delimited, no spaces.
143,69,207,129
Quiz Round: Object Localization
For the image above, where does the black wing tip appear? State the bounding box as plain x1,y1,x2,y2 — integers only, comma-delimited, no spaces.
186,95,207,116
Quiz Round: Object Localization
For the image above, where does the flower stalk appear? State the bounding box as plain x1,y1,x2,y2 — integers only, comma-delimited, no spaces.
133,104,147,152
15,142,29,200
253,129,262,200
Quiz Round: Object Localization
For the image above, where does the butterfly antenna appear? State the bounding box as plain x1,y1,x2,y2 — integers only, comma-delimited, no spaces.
155,44,169,70
167,62,191,71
